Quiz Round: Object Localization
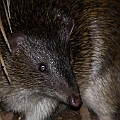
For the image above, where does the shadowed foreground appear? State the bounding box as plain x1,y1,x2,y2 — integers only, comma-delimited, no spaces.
55,109,82,120
55,106,93,120
0,106,93,120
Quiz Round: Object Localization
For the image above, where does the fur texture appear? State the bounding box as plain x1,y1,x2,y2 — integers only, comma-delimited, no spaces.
69,0,120,120
0,0,81,120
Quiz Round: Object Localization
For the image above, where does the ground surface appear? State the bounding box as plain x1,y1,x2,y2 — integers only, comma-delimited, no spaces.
55,106,92,120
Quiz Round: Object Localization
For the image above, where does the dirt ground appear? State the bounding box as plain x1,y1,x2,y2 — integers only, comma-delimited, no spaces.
55,106,92,120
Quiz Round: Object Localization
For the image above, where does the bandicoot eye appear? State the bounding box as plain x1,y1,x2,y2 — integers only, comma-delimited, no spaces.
39,63,47,72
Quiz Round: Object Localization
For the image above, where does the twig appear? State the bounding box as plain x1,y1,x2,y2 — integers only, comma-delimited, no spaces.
0,16,11,53
0,53,11,84
6,0,11,18
3,0,12,33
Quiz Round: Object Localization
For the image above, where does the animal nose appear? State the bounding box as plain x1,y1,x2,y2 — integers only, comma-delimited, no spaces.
68,94,82,107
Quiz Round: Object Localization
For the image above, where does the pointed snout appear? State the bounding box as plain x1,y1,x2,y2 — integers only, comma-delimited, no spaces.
68,94,82,108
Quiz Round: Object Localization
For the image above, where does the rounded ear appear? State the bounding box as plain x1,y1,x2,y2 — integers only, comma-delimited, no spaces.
8,33,27,54
66,19,74,36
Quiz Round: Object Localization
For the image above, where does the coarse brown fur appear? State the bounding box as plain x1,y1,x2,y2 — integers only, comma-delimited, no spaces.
0,0,120,120
68,0,120,120
0,0,81,120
